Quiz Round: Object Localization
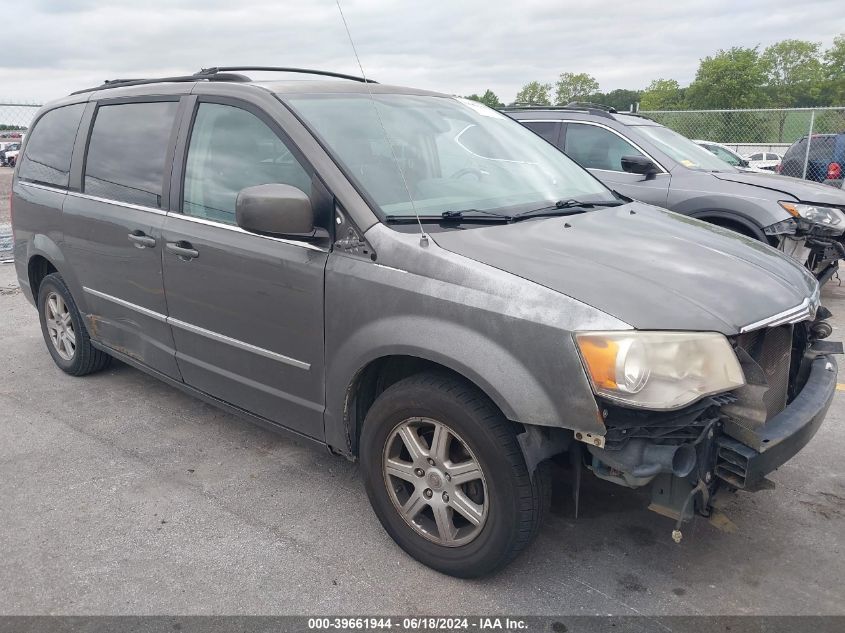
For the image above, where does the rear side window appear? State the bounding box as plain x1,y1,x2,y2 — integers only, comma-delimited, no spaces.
84,101,179,208
18,103,85,188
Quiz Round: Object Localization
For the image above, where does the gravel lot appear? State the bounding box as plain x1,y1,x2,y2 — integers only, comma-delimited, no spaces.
1,168,844,617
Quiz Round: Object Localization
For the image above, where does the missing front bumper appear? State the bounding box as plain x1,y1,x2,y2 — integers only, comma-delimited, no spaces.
716,355,837,488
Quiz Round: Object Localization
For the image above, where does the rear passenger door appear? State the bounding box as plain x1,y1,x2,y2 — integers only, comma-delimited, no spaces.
161,98,330,439
562,121,671,207
61,98,184,379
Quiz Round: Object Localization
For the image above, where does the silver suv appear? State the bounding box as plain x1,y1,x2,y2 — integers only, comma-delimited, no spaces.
11,68,840,577
507,105,845,283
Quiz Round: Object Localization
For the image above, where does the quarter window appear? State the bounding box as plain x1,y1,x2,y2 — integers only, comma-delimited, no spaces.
84,101,179,208
18,103,85,188
565,123,645,172
523,121,561,146
182,103,311,225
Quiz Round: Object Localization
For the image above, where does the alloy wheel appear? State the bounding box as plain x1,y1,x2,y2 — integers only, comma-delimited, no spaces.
44,291,76,361
382,417,489,547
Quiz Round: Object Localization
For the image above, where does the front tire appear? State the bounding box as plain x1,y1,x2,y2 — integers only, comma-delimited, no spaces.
360,372,544,577
37,273,111,376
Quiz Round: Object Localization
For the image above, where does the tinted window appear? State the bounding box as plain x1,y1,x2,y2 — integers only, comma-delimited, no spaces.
748,153,763,160
84,101,179,207
523,121,560,146
18,103,85,188
182,103,311,225
808,137,836,160
565,123,644,171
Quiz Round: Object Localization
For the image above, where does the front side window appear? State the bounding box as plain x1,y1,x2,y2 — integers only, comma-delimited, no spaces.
18,103,85,188
84,101,179,207
747,153,763,161
564,123,645,172
182,103,311,225
286,94,610,219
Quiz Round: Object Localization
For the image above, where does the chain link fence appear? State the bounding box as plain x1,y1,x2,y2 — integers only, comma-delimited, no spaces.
0,101,41,136
638,107,845,187
0,103,40,254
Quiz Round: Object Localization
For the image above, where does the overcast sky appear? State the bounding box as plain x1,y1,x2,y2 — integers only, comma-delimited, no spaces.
3,0,844,104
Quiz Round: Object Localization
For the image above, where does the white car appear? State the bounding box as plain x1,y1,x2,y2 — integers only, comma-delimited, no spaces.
693,140,767,172
744,151,783,172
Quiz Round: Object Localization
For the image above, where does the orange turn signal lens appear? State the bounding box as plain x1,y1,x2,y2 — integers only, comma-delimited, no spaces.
577,336,618,390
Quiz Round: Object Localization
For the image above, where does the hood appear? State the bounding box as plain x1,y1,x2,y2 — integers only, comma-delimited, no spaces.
713,171,845,207
432,203,818,334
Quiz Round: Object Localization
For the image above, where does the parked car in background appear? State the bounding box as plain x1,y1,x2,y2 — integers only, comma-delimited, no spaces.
746,151,783,171
11,68,840,577
694,140,765,172
778,133,845,189
0,142,20,166
4,147,19,167
507,105,845,282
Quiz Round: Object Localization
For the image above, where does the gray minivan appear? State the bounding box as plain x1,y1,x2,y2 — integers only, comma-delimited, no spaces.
11,68,840,577
507,106,845,282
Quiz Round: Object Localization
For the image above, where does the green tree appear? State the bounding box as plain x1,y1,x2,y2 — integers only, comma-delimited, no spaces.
464,89,503,109
639,79,685,110
686,46,768,109
761,39,823,106
822,34,845,105
514,81,552,105
580,89,642,112
554,72,600,105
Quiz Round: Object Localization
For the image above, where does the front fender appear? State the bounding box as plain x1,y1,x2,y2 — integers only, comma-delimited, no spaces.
322,225,627,455
325,316,563,453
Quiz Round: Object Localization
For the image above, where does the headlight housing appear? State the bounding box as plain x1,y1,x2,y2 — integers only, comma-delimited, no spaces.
575,331,745,410
779,201,845,234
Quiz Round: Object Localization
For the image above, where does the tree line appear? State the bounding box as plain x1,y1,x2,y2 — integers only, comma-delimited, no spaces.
464,34,845,112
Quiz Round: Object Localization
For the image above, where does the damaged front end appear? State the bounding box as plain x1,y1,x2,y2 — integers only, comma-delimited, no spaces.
765,204,845,283
582,312,841,541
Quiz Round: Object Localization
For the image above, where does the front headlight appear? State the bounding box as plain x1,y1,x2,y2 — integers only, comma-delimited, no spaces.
779,201,845,234
575,331,745,410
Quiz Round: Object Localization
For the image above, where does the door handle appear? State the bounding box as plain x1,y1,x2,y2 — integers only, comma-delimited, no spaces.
166,241,199,260
128,231,156,248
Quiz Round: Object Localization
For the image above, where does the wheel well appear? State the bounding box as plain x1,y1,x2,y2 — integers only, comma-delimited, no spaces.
28,255,57,298
698,215,759,240
345,355,503,457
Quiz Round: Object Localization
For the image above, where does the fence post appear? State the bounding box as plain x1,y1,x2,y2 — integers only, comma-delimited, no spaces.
801,109,815,180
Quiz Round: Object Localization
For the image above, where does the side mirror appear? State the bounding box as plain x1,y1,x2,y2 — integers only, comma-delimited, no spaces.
621,155,659,178
739,159,750,168
235,184,316,237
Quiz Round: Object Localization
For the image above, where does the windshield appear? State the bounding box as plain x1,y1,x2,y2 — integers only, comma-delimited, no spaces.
631,125,736,172
286,94,612,218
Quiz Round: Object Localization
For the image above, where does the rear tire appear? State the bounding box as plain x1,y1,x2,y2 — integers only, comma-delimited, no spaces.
37,273,111,376
360,371,545,577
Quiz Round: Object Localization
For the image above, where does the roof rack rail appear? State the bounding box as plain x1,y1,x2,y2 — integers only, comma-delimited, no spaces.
565,101,618,114
499,103,617,120
70,72,251,95
70,66,377,96
199,66,377,83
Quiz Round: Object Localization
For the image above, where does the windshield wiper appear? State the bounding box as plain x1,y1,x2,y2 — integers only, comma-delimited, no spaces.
384,209,512,224
514,199,624,221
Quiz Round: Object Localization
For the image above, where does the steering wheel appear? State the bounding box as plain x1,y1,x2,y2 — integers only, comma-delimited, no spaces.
450,167,485,181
